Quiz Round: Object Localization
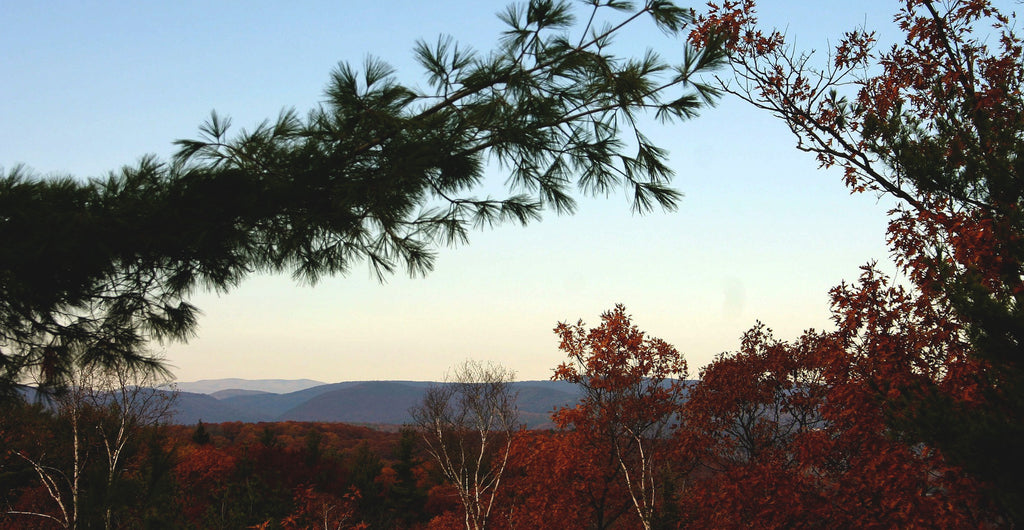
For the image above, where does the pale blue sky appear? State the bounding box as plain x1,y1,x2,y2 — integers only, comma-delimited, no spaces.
2,1,910,382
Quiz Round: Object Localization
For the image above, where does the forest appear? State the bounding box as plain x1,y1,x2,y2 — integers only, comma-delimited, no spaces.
0,302,1011,528
3,0,1023,527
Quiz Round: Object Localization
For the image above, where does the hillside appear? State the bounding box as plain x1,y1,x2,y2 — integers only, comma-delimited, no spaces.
170,380,581,428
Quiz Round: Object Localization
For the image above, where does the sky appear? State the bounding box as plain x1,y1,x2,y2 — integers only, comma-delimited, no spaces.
2,0,914,383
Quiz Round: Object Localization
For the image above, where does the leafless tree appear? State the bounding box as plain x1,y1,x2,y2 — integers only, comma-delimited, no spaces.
6,360,176,529
410,360,518,530
91,361,176,529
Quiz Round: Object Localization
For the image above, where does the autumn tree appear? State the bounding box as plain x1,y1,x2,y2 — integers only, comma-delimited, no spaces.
681,322,827,472
173,443,239,527
678,268,996,527
552,304,688,530
499,429,633,530
280,485,365,530
411,361,519,530
689,0,1024,520
0,0,727,396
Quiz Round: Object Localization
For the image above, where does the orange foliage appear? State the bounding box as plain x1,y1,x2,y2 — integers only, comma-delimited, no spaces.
173,444,239,524
552,305,688,529
281,485,366,530
679,268,993,527
682,0,1023,522
501,430,633,530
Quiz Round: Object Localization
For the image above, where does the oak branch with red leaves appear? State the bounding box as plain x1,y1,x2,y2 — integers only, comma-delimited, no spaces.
689,0,1024,521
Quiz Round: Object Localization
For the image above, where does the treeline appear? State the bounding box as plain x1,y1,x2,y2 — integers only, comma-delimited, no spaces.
0,306,1009,529
1,404,447,528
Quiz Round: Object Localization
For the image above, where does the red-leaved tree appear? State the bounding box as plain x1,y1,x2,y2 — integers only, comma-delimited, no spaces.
552,305,688,530
679,269,994,527
689,0,1024,521
500,429,633,530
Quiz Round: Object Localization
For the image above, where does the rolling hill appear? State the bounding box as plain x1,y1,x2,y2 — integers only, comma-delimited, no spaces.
170,379,581,428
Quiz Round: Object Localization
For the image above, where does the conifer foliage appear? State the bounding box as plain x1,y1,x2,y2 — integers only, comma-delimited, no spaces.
0,1,726,395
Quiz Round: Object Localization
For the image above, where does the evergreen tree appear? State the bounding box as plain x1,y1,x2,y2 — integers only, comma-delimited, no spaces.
191,421,211,446
348,442,385,524
0,0,725,396
387,428,427,526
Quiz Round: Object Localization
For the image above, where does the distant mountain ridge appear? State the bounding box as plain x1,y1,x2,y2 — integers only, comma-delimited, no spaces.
169,379,582,429
176,378,326,394
209,388,272,400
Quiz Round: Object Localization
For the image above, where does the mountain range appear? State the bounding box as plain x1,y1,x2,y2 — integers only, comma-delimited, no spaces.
176,378,326,394
170,379,582,429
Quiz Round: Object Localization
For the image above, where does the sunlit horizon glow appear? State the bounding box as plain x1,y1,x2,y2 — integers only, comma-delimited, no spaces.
2,1,903,383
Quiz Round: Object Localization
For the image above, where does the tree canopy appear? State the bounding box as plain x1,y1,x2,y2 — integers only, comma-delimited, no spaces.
0,0,726,396
690,0,1024,520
